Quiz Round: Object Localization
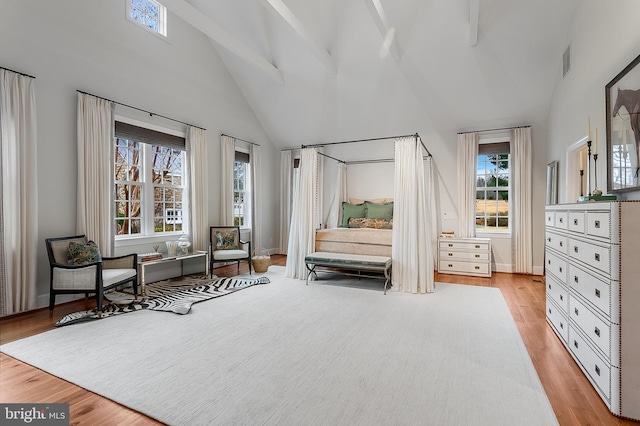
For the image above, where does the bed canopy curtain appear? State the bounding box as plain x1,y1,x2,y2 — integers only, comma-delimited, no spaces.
279,150,293,254
286,148,318,279
0,69,38,315
511,127,533,273
457,132,479,238
250,143,262,253
392,136,434,293
220,135,235,226
77,93,116,256
324,162,347,229
187,126,208,251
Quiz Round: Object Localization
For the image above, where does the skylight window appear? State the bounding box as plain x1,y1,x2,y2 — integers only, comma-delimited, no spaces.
127,0,167,37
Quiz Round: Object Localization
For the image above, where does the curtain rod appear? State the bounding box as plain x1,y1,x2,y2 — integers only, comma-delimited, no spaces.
1,66,36,79
301,133,419,148
76,90,206,131
221,133,260,146
318,151,344,163
346,156,431,165
457,125,530,135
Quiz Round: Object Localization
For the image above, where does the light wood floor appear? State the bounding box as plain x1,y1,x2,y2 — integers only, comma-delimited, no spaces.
1,255,637,425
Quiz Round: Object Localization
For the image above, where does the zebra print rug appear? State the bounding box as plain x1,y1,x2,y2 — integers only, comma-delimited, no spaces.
54,275,270,327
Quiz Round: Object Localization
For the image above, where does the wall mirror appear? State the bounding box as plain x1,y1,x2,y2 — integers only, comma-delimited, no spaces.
546,161,558,205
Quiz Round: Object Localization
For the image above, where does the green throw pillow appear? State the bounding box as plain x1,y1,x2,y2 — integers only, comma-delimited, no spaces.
365,201,393,220
341,202,367,227
215,230,239,250
67,241,102,265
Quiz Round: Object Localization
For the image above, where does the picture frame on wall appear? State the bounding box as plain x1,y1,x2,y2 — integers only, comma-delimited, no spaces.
606,54,640,193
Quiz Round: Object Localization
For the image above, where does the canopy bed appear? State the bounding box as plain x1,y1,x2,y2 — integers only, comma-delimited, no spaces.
284,134,437,294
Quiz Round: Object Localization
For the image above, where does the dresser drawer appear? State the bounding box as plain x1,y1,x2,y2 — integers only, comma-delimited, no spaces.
547,297,568,344
439,250,489,261
568,211,585,233
587,212,611,240
438,260,489,275
546,250,567,284
569,327,611,402
555,211,568,229
439,241,489,251
569,264,611,318
545,211,555,228
546,275,568,312
570,296,611,359
546,231,567,254
569,238,610,275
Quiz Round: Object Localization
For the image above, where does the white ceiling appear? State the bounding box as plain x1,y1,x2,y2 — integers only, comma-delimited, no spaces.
168,0,578,149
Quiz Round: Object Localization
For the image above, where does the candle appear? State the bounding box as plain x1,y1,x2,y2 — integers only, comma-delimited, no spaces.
580,153,585,170
588,117,592,140
594,128,598,154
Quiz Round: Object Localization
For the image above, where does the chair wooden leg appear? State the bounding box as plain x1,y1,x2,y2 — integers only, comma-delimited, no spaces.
49,292,56,315
248,258,252,275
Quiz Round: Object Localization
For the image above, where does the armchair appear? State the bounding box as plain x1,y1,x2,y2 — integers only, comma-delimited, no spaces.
45,235,138,313
209,226,251,277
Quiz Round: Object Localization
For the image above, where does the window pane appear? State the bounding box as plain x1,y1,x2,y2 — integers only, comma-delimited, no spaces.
476,177,486,187
130,219,141,234
475,217,486,229
486,161,497,174
497,174,508,186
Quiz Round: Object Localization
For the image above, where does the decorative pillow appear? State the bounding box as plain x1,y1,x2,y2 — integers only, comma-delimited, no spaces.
349,197,386,205
341,202,367,227
215,230,239,250
365,201,394,220
348,217,393,229
67,241,102,265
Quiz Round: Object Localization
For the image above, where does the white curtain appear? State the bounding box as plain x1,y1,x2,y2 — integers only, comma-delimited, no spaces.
187,126,208,251
457,132,478,238
425,156,438,264
392,137,434,293
220,135,235,226
250,143,262,254
286,148,318,279
77,93,115,256
325,162,347,229
279,150,292,254
0,70,38,316
511,127,533,273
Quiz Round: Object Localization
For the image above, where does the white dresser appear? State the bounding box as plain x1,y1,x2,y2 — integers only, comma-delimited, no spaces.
438,237,492,278
545,202,640,421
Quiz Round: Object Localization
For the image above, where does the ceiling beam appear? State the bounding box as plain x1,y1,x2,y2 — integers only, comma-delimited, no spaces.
469,0,480,46
161,0,284,83
364,0,401,61
259,0,336,74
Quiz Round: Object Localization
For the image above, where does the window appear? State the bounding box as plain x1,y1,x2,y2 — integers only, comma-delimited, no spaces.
114,121,186,238
234,151,251,228
127,0,167,37
476,142,510,232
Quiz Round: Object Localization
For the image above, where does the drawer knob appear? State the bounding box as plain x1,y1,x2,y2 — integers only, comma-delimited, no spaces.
559,218,563,223
574,340,578,349
560,295,563,301
475,245,480,248
548,237,551,242
595,289,601,298
475,254,480,258
448,243,453,247
595,253,600,262
559,266,563,273
448,253,453,256
574,276,579,283
559,241,563,247
448,264,453,268
548,308,552,314
548,259,551,265
595,220,600,229
574,219,578,225
474,266,480,270
548,283,551,289
595,365,601,376
560,322,564,329
594,327,600,337
574,307,579,316
574,246,578,253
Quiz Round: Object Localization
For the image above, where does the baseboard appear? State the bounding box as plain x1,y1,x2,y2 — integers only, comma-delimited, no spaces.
493,263,512,273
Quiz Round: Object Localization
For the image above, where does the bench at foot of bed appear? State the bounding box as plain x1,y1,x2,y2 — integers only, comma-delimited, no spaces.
304,252,392,294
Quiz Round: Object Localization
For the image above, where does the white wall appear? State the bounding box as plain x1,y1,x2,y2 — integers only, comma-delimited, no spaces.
547,0,640,202
0,0,279,308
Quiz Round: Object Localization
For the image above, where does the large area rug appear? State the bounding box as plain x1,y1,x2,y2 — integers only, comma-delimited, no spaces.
54,275,270,326
1,266,558,425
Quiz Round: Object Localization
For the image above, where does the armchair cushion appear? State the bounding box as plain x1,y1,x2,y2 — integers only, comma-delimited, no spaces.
67,240,102,265
214,230,239,250
213,249,249,261
103,269,137,287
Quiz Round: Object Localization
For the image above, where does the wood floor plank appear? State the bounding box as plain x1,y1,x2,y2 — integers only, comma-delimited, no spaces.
1,256,636,425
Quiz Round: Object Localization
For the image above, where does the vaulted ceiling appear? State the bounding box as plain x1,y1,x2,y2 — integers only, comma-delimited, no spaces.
164,0,578,149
